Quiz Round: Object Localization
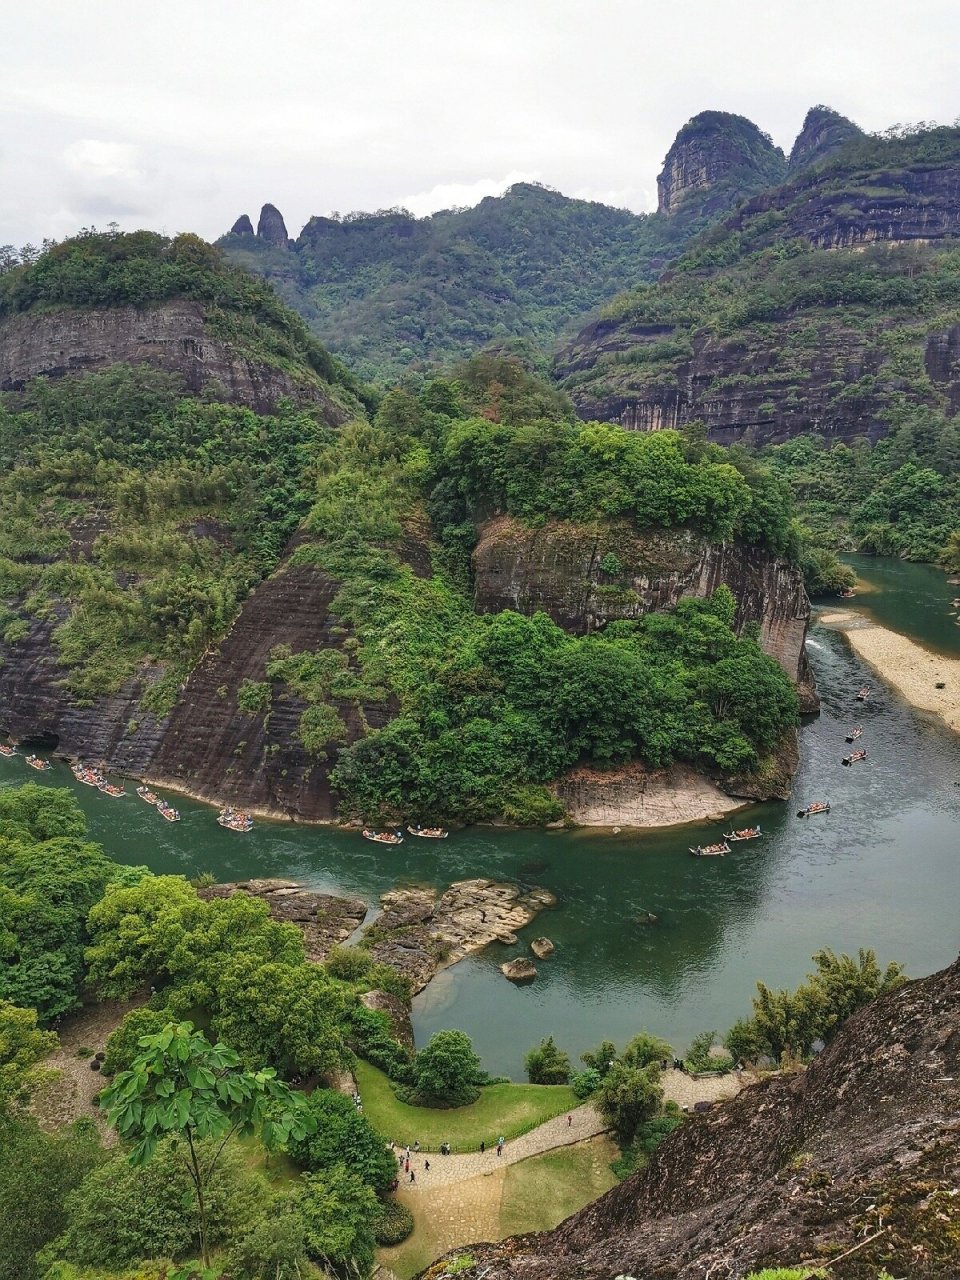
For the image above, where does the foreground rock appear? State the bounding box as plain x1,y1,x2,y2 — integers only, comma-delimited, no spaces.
365,879,556,994
198,879,367,962
433,954,960,1279
501,958,537,983
530,937,554,959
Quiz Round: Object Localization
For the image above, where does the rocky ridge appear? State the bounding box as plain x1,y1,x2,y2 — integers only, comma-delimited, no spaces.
427,953,960,1279
787,105,864,171
656,111,787,216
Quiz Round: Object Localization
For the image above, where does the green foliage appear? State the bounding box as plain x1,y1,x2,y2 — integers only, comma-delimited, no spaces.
595,1060,664,1146
726,948,907,1062
524,1036,572,1085
0,1001,58,1112
684,1030,735,1075
766,419,960,568
219,180,756,383
44,1137,258,1271
407,1029,486,1107
103,1008,173,1075
287,1089,397,1193
99,1022,316,1268
226,1203,312,1280
570,1067,603,1099
0,785,145,1021
609,1102,684,1180
371,1198,414,1246
236,680,271,716
343,1003,412,1080
0,1115,104,1280
295,1165,377,1279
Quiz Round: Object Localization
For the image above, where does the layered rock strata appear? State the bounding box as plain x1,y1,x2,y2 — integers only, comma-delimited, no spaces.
472,516,818,710
0,301,350,419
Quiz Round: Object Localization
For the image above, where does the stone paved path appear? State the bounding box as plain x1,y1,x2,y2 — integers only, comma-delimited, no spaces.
391,1068,744,1193
393,1102,607,1190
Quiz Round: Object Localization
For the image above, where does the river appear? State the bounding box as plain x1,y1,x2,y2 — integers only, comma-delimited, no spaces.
3,557,959,1078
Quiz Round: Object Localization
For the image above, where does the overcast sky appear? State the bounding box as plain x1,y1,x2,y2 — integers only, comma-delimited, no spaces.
3,0,959,248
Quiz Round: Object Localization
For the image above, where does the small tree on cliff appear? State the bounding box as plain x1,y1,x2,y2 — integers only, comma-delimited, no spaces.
100,1021,315,1269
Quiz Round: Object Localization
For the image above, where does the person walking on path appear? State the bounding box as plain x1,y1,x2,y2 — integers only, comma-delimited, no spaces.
567,1114,572,1126
496,1136,504,1156
424,1159,430,1171
409,1169,416,1184
405,1159,410,1174
480,1140,485,1154
413,1140,420,1152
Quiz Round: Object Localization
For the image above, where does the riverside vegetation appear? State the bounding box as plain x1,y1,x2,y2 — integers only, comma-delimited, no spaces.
0,780,910,1280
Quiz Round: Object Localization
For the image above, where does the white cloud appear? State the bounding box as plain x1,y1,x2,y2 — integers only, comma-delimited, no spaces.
63,139,142,181
397,171,542,217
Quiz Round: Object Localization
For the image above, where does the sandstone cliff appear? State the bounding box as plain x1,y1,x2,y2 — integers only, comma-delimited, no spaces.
788,105,863,172
656,111,787,216
427,954,960,1279
472,516,817,709
0,300,351,419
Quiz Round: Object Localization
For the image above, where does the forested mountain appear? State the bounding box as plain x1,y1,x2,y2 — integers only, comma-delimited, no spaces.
0,233,808,826
217,111,800,382
556,121,960,564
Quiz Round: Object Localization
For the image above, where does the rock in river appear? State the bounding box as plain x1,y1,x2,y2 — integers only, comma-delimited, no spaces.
501,958,538,983
530,937,555,959
198,878,367,962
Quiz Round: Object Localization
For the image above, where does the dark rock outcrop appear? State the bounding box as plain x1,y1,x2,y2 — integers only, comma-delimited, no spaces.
198,878,367,961
656,111,786,215
257,203,290,248
788,105,863,171
229,214,256,238
431,954,960,1279
0,301,351,420
472,516,817,707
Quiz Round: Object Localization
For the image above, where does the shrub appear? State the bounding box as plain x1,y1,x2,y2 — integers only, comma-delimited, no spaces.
287,1090,397,1193
570,1067,603,1099
343,1003,412,1081
236,679,271,716
684,1030,735,1076
226,1206,310,1280
524,1036,571,1085
372,1198,414,1245
325,945,374,983
406,1029,486,1107
102,1007,171,1075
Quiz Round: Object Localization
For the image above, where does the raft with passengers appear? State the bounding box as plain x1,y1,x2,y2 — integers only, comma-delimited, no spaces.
856,686,871,701
690,840,730,858
25,754,51,771
722,825,762,842
406,825,449,839
845,727,863,743
218,807,253,833
363,829,403,845
798,800,831,817
157,800,181,822
0,743,17,757
842,749,867,766
136,785,160,805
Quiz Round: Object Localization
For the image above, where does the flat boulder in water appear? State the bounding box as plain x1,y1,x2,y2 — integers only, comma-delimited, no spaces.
501,957,537,983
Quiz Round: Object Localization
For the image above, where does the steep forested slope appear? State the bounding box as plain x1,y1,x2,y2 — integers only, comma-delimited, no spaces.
218,112,792,381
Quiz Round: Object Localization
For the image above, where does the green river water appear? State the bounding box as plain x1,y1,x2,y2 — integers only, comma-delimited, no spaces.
3,557,959,1078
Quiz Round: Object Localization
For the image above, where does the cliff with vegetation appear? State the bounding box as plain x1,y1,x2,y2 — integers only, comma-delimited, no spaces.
429,952,960,1279
558,124,960,449
656,111,787,215
0,243,811,823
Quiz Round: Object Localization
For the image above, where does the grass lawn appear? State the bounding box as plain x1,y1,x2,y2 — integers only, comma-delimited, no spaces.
378,1135,619,1279
499,1137,618,1236
354,1060,577,1151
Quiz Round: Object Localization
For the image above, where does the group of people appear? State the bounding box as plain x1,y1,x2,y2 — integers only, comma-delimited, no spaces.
387,1133,509,1186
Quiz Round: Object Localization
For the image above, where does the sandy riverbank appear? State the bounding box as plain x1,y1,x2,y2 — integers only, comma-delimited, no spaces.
819,610,960,734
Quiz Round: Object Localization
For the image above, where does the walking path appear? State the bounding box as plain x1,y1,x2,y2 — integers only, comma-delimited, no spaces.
391,1067,745,1192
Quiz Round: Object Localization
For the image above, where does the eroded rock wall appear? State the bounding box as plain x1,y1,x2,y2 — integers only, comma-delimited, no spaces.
0,301,350,420
472,516,817,708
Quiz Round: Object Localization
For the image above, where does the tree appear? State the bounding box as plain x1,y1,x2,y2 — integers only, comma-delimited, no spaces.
595,1060,664,1145
0,1000,57,1113
227,1201,311,1280
580,1040,618,1077
44,1135,258,1271
0,1116,103,1280
408,1029,486,1107
287,1089,397,1192
524,1036,571,1084
808,947,906,1041
100,1021,316,1269
621,1031,673,1071
296,1164,378,1279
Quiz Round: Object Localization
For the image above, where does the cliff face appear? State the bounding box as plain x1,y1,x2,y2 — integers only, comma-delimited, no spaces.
472,516,817,708
0,301,351,420
656,111,787,215
430,954,960,1280
788,105,863,171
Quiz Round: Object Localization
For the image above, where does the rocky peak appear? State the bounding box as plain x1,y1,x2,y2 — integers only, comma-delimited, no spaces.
657,110,787,215
256,203,290,247
229,214,255,238
789,104,864,171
